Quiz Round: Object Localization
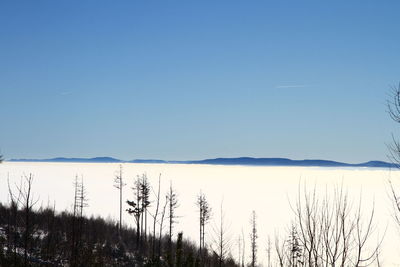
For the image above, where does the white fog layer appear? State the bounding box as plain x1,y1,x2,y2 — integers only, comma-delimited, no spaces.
1,162,399,266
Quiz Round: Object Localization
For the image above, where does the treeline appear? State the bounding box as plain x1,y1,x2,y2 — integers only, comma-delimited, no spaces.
0,171,238,267
0,168,384,267
0,202,237,266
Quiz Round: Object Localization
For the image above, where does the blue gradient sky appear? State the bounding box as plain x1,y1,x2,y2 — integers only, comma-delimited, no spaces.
1,1,400,162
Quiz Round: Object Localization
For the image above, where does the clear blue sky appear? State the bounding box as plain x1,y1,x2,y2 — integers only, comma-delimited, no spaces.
1,1,399,162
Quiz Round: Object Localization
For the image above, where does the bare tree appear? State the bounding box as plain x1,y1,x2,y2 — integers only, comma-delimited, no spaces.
71,176,79,265
77,177,88,245
150,173,162,258
386,84,400,237
387,83,400,165
389,180,400,229
113,164,126,236
211,200,232,267
292,184,380,267
196,191,212,259
274,234,287,267
249,211,257,267
7,175,23,265
158,195,168,259
71,175,88,267
16,174,39,266
382,83,400,267
166,182,179,266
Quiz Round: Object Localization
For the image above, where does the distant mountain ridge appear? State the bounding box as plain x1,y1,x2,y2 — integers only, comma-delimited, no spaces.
10,157,121,163
8,156,398,168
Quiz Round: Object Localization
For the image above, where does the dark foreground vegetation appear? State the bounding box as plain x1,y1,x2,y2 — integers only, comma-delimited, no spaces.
0,171,240,267
0,171,385,267
0,200,237,267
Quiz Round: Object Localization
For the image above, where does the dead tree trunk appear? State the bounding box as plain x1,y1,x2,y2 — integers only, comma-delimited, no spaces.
166,182,179,266
17,174,39,267
113,165,126,237
250,211,257,267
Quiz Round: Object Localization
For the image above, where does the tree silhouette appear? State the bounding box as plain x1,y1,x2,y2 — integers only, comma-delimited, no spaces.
140,174,151,244
293,184,379,267
249,211,257,267
166,182,179,266
150,174,162,259
16,174,39,266
126,176,143,250
71,175,88,266
113,165,126,237
211,201,232,267
388,83,400,165
196,191,212,260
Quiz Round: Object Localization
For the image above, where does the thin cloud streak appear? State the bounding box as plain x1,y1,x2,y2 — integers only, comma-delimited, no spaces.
275,85,308,89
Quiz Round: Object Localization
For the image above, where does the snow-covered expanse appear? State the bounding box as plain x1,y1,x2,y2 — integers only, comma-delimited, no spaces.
1,162,400,266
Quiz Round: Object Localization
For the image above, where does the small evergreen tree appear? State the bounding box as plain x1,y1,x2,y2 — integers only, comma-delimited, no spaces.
140,174,151,243
126,176,143,250
288,225,302,267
